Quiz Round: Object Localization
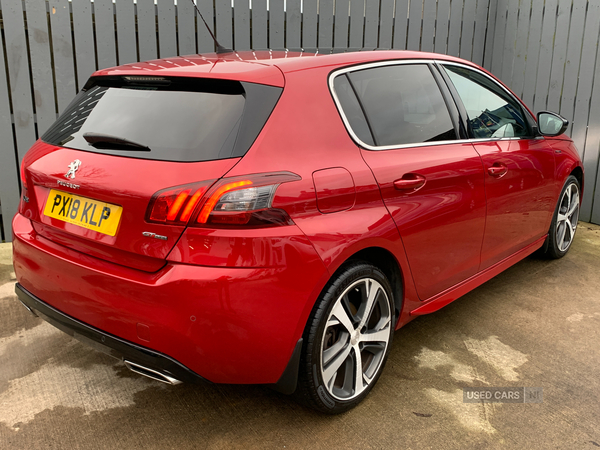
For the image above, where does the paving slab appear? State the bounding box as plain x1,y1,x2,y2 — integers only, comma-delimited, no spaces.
1,224,599,449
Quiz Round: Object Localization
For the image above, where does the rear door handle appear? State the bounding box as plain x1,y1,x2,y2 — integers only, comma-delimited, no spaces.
487,164,508,177
394,174,426,190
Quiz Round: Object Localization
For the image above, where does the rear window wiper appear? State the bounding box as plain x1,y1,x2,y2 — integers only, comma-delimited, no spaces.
83,132,151,151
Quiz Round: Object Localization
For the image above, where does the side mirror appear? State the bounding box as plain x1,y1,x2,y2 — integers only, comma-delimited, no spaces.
537,111,569,136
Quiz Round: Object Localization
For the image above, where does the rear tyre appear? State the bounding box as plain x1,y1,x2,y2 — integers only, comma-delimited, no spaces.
544,175,580,259
295,262,395,414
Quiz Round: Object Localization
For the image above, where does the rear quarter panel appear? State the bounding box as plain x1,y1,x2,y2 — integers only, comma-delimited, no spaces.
225,65,423,332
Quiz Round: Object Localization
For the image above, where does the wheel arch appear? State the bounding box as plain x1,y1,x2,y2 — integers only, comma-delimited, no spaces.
570,165,584,195
337,246,405,324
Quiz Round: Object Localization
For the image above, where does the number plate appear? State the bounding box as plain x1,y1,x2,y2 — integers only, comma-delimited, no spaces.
43,189,123,236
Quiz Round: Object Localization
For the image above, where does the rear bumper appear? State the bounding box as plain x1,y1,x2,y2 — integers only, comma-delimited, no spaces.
12,213,328,384
15,283,205,385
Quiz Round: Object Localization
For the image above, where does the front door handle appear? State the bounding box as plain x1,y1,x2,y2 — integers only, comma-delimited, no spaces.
394,174,426,190
487,164,508,177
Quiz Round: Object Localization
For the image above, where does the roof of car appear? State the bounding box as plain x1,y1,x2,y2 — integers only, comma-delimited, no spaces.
93,49,477,87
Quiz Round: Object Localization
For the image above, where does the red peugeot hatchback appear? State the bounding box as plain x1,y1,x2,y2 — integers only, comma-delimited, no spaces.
13,50,582,413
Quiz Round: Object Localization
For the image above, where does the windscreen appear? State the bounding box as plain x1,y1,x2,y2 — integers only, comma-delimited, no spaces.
41,77,282,162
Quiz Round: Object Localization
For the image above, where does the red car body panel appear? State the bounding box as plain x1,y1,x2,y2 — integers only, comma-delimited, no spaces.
13,213,328,384
475,138,557,269
361,142,487,300
218,64,421,330
21,141,240,269
12,50,584,387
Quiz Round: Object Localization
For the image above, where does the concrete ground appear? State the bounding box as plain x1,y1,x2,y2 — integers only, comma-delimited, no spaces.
1,224,599,450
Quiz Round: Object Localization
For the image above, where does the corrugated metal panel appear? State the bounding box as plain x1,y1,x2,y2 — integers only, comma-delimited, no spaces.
407,0,422,51
434,0,450,54
137,0,158,61
234,0,250,51
349,0,365,48
95,0,118,67
269,0,284,49
251,0,267,49
459,0,477,61
49,0,77,114
302,0,318,48
334,0,350,49
115,0,138,64
531,0,557,114
421,0,436,53
559,0,587,135
197,0,216,52
576,0,600,221
378,0,394,49
157,0,177,58
520,0,543,108
3,0,37,160
363,0,379,48
487,0,600,221
176,0,196,56
0,7,21,240
287,0,302,49
472,0,489,66
500,0,519,84
72,0,96,89
215,0,232,49
510,0,532,98
24,0,55,134
546,0,572,113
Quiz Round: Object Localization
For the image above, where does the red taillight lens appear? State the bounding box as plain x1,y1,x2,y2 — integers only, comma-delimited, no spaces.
20,163,27,188
197,180,253,223
147,172,301,228
146,182,211,225
195,172,301,228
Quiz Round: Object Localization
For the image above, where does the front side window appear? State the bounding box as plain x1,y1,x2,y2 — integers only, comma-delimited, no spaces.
336,64,456,147
442,65,530,139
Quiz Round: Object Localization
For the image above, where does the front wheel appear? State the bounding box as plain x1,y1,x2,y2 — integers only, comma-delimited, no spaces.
544,175,580,259
295,262,395,414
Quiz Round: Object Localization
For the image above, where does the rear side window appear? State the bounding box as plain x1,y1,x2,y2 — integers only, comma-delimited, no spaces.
333,75,375,146
333,64,457,147
42,77,282,162
442,65,530,139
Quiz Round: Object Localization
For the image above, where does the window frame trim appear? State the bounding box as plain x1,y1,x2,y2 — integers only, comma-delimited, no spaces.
329,59,541,151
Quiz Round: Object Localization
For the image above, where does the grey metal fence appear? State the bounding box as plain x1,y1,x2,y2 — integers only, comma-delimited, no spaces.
0,0,599,241
487,0,600,225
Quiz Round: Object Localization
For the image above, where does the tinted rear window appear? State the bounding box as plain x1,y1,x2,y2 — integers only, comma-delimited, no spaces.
344,64,457,147
333,75,375,146
42,77,282,162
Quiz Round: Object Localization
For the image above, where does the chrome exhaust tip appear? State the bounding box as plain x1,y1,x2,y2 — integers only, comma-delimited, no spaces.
124,360,182,385
18,299,38,317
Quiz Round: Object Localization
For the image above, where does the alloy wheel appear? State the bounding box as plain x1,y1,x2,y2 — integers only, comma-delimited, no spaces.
320,278,392,401
556,182,579,252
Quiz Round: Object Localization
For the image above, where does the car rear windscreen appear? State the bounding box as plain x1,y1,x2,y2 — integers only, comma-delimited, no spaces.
41,76,282,162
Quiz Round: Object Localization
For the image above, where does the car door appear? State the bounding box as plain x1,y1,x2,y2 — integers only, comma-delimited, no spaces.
439,63,556,269
331,62,487,301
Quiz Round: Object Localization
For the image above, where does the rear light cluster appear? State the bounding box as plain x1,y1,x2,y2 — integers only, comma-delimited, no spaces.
147,183,209,224
19,163,29,213
146,172,300,228
20,163,27,188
